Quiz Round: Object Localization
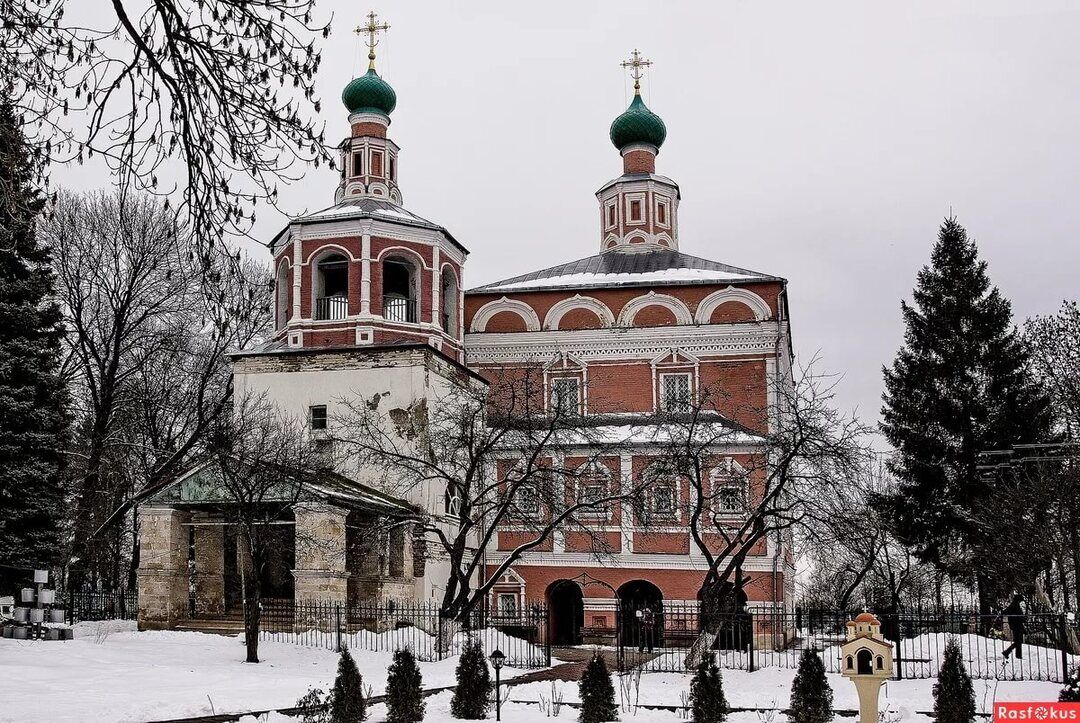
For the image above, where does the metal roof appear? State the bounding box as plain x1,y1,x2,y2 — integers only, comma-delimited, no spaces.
468,249,783,294
270,197,467,254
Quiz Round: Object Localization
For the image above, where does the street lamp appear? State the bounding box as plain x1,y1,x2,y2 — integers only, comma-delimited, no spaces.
489,648,506,721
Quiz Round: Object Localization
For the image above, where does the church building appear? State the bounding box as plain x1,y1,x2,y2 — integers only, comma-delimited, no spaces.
135,20,795,641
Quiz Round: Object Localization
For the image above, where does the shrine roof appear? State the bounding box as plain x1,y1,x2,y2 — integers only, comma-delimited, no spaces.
270,197,466,254
468,249,782,294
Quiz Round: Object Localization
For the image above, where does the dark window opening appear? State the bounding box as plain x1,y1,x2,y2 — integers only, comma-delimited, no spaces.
352,151,363,177
389,155,396,181
315,253,349,320
372,151,383,176
441,269,458,334
630,200,642,221
383,259,417,323
309,405,328,430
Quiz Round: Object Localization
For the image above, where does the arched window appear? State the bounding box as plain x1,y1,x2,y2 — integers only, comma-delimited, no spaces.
382,257,418,323
314,253,349,320
275,262,291,329
440,268,459,334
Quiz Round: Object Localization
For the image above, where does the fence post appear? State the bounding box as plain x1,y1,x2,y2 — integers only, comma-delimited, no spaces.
747,612,755,672
893,615,904,681
1061,614,1070,684
335,603,343,653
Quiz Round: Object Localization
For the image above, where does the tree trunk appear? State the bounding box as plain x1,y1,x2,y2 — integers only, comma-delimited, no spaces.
242,535,262,664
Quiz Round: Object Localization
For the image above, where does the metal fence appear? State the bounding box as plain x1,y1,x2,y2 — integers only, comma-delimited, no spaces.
67,589,138,624
257,598,551,669
617,603,1079,682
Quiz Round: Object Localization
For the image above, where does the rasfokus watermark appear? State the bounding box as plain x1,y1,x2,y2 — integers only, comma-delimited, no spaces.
995,703,1080,722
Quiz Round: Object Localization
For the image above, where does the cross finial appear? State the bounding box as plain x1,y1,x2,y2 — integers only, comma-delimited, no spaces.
354,11,391,70
620,48,653,95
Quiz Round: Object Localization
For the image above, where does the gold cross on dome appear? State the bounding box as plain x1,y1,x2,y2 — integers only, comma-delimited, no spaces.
354,11,391,69
620,49,653,94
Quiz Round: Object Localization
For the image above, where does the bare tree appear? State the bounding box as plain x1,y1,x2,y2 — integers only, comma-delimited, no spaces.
639,360,869,655
42,189,269,589
333,366,645,627
1,0,334,253
204,393,317,663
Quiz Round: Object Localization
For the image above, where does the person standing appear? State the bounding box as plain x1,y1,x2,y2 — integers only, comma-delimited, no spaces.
639,605,657,653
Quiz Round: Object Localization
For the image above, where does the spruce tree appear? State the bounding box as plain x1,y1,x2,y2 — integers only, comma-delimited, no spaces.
451,635,491,719
789,649,833,723
578,653,618,723
385,647,425,723
1061,664,1080,703
0,95,68,575
689,652,728,723
879,218,1050,593
329,647,366,723
934,638,976,723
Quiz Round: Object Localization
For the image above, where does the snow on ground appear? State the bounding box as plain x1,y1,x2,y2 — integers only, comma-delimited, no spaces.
0,629,534,723
0,626,1069,723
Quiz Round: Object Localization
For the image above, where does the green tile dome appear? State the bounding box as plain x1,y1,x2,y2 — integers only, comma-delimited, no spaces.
342,68,397,117
609,94,666,150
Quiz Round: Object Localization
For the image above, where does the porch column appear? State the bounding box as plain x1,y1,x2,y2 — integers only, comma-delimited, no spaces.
292,502,349,603
192,513,225,616
136,506,191,630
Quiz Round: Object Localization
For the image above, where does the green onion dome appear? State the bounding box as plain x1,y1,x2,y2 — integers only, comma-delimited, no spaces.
609,93,667,150
342,68,397,117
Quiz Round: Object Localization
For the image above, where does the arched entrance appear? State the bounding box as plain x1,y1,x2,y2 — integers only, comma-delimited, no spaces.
547,580,584,646
618,580,663,650
548,579,583,644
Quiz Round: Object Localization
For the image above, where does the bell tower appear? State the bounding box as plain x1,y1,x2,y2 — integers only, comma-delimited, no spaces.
337,11,403,205
596,49,680,254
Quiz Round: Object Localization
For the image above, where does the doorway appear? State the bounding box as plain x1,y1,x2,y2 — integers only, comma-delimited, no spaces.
618,580,663,649
548,580,584,646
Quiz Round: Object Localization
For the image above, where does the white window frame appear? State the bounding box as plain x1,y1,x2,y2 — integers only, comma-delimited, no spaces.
549,376,581,416
604,199,618,230
624,192,647,226
712,471,747,517
659,372,692,413
655,196,671,228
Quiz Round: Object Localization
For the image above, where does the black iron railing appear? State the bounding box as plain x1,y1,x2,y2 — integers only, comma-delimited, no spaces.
383,295,417,324
67,589,138,624
315,295,349,321
258,598,550,669
614,603,1078,682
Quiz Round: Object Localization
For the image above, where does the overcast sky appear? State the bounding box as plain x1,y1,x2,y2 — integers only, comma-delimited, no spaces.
62,1,1080,433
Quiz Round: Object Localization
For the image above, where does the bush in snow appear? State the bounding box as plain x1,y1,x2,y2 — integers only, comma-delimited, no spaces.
451,635,491,719
789,649,832,723
295,688,328,723
579,652,619,723
1061,663,1080,702
386,648,426,723
689,652,728,723
329,647,367,723
934,638,976,723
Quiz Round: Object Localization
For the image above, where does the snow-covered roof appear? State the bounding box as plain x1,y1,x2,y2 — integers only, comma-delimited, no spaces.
271,197,466,254
468,250,781,294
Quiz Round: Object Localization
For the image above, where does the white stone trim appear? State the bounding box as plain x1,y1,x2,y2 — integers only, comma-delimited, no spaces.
469,297,542,333
303,243,358,265
488,551,782,572
376,244,430,270
465,322,781,363
694,286,772,323
542,294,615,330
617,291,693,326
